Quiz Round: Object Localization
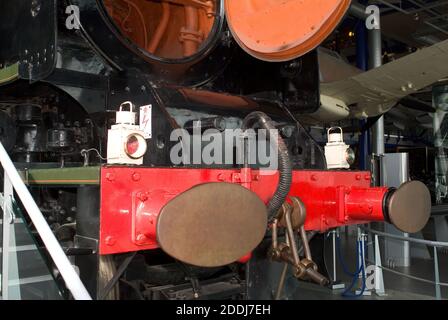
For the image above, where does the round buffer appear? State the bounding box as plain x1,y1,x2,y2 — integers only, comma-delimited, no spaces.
157,183,268,267
387,181,431,233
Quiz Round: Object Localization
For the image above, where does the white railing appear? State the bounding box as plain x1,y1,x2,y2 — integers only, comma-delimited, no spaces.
0,142,91,300
328,226,448,300
362,226,448,300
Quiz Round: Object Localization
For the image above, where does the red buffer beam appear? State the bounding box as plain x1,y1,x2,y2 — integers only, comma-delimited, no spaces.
99,167,406,255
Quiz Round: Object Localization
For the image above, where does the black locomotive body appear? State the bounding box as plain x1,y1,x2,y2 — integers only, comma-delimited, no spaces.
0,0,330,300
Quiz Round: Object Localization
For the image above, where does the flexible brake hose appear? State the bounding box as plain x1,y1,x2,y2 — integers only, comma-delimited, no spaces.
242,111,292,220
336,235,367,297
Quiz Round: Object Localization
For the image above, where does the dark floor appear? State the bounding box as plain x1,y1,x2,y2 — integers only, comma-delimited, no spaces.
3,219,447,300
290,282,435,300
303,227,448,300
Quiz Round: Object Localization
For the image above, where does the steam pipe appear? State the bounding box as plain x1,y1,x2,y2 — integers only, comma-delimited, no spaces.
148,2,171,54
183,5,200,56
121,0,148,48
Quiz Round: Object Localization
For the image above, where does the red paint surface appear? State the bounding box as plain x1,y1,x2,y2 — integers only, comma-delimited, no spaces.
99,167,388,255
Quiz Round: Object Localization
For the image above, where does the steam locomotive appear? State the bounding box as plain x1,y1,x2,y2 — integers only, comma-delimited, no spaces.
0,0,430,300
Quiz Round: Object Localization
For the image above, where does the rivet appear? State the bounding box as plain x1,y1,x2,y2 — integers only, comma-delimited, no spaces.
106,173,115,181
138,192,148,202
105,236,115,246
136,234,147,243
132,172,141,181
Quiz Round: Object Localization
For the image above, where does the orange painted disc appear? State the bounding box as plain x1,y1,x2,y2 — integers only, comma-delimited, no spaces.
225,0,351,61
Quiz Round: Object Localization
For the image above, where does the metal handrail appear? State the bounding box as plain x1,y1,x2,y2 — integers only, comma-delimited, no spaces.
360,226,447,300
0,142,92,300
362,227,448,248
365,258,448,287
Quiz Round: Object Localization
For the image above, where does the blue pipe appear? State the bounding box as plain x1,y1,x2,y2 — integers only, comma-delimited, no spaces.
336,235,367,298
356,3,369,170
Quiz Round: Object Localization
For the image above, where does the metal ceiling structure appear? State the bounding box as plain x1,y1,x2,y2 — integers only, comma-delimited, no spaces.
359,1,448,135
374,0,448,45
320,2,448,144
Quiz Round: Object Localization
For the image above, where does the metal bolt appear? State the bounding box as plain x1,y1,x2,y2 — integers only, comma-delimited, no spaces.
229,277,239,284
105,236,116,246
136,234,147,244
356,174,361,181
106,173,115,181
138,192,148,202
311,174,318,181
132,172,141,181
